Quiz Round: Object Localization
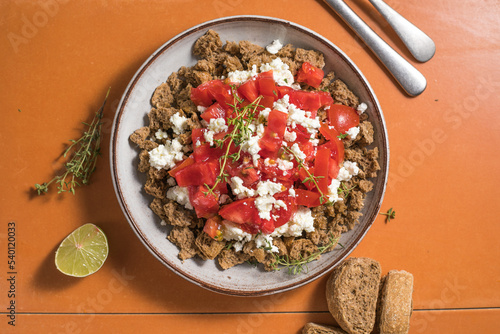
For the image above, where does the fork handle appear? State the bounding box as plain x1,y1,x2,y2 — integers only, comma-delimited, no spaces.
322,0,426,96
369,0,435,62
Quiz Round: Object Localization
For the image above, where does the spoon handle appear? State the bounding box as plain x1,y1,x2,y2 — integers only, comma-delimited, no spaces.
322,0,426,96
369,0,435,62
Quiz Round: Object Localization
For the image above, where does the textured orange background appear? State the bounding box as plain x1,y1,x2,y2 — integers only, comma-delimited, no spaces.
1,0,499,333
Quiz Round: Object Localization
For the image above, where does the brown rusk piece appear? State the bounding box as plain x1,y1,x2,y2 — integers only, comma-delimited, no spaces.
375,270,414,334
302,322,348,334
326,257,381,334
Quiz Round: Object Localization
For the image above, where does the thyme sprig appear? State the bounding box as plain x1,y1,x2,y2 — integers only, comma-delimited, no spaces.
34,88,110,195
203,93,263,196
283,146,330,205
380,208,396,222
269,234,340,275
338,182,356,197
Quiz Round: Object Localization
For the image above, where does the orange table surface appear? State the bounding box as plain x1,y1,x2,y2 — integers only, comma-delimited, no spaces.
1,0,499,333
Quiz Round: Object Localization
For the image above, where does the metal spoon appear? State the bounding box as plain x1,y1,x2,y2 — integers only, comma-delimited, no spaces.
369,0,436,62
322,0,427,96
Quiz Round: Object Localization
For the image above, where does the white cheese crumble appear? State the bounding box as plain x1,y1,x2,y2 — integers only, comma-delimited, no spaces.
273,95,290,113
155,129,168,140
289,187,296,197
167,177,176,186
357,102,368,114
256,180,283,197
327,179,342,203
166,186,193,210
230,176,256,199
197,105,207,113
290,143,306,160
287,103,321,133
346,126,360,140
260,58,295,87
255,195,287,220
203,117,228,145
271,207,315,238
227,64,258,83
284,129,297,142
277,158,294,171
148,139,184,170
171,112,189,135
254,233,279,253
337,161,360,181
222,221,253,252
265,39,283,55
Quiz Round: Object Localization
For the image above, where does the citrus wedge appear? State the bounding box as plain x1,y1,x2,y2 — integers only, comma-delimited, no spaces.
55,223,109,277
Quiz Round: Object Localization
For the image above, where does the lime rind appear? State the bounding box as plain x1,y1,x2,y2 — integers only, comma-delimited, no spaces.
55,223,109,277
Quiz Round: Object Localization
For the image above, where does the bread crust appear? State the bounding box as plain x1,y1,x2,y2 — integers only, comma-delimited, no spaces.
326,257,381,334
378,270,414,334
302,322,348,334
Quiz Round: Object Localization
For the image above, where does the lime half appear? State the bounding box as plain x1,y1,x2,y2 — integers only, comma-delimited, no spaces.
55,223,109,277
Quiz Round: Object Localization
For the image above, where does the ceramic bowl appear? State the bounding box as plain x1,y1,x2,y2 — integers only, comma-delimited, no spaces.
110,15,389,296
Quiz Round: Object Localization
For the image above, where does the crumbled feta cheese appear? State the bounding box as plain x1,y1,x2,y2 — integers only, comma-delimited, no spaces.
273,95,290,113
290,143,306,160
155,129,169,140
256,180,283,197
260,58,295,87
266,39,283,55
255,195,286,220
204,118,228,145
148,139,184,170
160,220,167,226
277,158,294,171
289,187,296,197
327,178,342,203
271,207,315,238
357,102,368,114
284,129,297,142
288,103,321,133
254,233,279,253
222,222,253,252
166,186,193,210
259,107,271,120
197,106,207,113
230,176,256,199
337,161,360,181
171,112,189,134
227,65,258,83
346,126,360,140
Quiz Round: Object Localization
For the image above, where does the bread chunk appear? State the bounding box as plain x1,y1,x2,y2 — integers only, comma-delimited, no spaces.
376,270,414,334
326,257,381,334
302,322,348,334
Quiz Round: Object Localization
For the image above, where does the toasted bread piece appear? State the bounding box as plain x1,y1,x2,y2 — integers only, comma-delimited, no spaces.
302,323,348,334
376,270,414,334
326,257,381,334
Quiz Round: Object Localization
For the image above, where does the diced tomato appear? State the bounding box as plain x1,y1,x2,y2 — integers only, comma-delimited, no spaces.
257,71,278,98
190,80,225,107
219,198,260,225
299,141,316,162
168,156,195,177
191,128,205,145
189,185,219,218
296,62,324,88
193,143,222,162
288,90,332,113
227,161,260,187
174,160,219,187
272,193,296,228
259,110,288,157
277,86,292,99
295,189,322,207
259,219,275,235
328,159,340,179
258,95,275,110
201,102,226,122
328,104,360,133
319,123,345,164
259,161,296,182
314,146,331,194
238,79,259,102
293,125,311,144
203,216,223,240
298,165,316,190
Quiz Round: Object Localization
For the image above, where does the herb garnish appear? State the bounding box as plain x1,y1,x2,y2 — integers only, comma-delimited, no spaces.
34,89,110,195
337,133,349,139
380,208,396,222
269,234,340,275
